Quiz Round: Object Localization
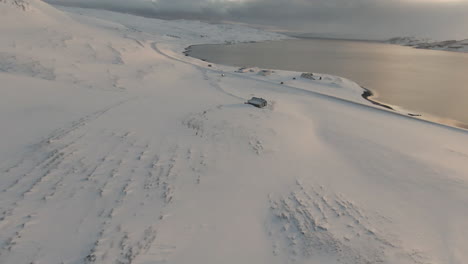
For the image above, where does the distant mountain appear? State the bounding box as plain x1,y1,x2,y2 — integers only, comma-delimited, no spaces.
1,0,72,27
285,32,378,42
387,36,468,53
386,36,432,47
416,39,468,53
0,0,30,11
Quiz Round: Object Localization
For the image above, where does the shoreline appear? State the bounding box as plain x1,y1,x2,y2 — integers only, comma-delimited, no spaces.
360,87,394,111
184,42,468,132
360,87,468,130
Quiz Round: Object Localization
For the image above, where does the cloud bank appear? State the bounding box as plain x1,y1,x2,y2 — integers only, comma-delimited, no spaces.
46,0,468,39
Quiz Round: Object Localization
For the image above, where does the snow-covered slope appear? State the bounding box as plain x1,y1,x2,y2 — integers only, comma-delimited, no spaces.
387,36,468,53
1,2,468,264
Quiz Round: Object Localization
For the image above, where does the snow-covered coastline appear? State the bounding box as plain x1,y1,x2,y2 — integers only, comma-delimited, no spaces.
1,1,468,264
387,36,468,53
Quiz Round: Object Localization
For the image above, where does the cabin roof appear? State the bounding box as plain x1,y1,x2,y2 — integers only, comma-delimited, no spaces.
247,97,268,108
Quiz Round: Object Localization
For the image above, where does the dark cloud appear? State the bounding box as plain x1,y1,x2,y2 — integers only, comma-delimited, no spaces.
46,0,468,39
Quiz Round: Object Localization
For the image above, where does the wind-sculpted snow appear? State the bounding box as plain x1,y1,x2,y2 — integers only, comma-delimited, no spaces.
269,181,431,264
0,52,56,80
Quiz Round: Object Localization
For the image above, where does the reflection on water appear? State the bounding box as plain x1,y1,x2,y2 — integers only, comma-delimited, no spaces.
188,39,468,129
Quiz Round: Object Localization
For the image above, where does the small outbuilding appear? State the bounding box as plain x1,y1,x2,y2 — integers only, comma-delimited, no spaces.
246,97,268,108
258,70,273,76
301,72,315,80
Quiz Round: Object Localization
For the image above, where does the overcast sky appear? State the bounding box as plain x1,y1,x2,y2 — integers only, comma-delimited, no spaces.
47,0,468,40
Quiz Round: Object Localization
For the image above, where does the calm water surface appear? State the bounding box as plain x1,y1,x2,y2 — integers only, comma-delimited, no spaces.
188,39,468,129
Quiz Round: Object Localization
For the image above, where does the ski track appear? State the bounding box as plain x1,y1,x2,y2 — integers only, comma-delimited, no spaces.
0,96,210,263
201,68,245,101
0,100,132,259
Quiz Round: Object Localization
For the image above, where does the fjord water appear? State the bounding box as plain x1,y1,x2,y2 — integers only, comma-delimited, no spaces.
188,38,468,128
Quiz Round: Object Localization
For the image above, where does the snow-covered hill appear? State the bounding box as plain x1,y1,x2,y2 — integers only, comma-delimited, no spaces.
1,1,468,264
387,36,468,53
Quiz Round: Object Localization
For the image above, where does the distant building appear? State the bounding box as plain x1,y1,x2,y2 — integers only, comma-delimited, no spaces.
246,97,268,108
301,73,315,80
